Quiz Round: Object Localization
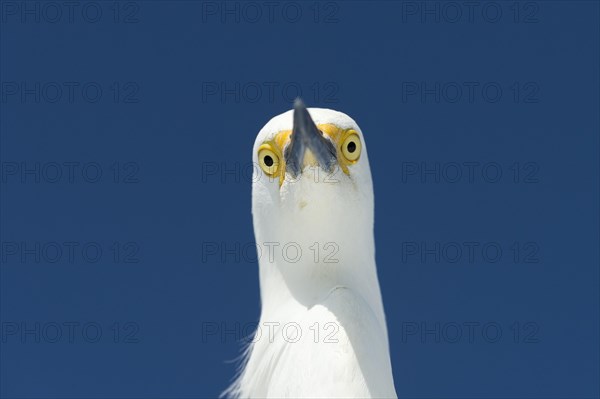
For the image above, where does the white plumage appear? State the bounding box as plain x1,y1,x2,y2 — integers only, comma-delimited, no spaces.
225,101,396,398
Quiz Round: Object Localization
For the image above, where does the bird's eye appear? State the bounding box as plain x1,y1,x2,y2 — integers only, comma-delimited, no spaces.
341,131,361,162
258,145,280,177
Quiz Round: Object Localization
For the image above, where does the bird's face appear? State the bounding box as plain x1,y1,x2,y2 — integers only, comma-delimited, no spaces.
251,101,374,261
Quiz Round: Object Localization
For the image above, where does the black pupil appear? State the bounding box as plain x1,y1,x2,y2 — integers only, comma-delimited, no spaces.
264,155,274,167
347,141,356,153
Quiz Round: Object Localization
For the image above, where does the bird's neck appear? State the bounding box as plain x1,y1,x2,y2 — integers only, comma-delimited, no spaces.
256,231,386,331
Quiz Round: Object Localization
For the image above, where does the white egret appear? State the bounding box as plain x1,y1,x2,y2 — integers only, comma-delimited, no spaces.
225,99,396,398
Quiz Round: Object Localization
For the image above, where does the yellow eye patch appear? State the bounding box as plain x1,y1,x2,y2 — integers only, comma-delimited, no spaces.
257,144,280,177
341,132,361,162
258,124,362,182
317,124,362,174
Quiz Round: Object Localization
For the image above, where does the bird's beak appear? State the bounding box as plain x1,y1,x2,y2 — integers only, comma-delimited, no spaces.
284,99,338,178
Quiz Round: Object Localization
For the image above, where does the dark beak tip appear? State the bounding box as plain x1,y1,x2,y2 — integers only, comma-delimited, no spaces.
293,97,305,111
287,98,337,177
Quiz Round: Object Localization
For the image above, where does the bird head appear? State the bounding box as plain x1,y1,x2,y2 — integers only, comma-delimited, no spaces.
251,99,374,276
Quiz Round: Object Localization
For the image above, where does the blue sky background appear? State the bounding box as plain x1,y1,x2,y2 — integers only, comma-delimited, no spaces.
1,1,599,398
